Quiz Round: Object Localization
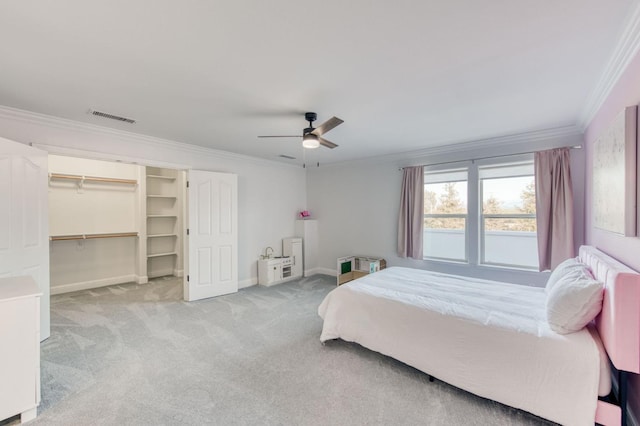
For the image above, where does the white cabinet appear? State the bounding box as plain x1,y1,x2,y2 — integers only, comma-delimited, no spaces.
295,220,318,276
258,257,294,286
0,276,41,423
283,237,303,278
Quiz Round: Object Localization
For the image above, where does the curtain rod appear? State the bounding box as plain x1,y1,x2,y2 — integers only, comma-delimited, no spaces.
399,145,582,171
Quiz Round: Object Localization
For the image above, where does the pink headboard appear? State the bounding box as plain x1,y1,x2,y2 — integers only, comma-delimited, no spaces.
579,246,640,374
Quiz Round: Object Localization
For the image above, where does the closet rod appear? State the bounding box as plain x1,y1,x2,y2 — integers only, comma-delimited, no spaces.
49,173,138,185
50,232,139,241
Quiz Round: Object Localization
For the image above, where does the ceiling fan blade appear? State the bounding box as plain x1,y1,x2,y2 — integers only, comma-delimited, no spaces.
319,137,338,149
311,116,343,136
257,135,301,138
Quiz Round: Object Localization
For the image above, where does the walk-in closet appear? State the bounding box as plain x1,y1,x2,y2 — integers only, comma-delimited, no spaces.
48,155,185,295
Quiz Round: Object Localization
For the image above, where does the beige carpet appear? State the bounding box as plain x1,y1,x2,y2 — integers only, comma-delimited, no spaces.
4,275,553,425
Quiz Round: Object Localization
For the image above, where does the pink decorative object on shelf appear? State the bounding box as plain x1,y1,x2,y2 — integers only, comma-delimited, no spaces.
298,210,311,219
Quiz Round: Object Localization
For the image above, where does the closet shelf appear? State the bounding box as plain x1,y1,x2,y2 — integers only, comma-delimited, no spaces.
147,234,178,238
147,215,177,218
147,252,178,258
146,174,176,181
49,173,137,186
147,195,177,199
50,232,138,241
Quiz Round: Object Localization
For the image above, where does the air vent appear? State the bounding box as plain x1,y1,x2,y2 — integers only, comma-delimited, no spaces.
89,109,136,124
278,154,296,160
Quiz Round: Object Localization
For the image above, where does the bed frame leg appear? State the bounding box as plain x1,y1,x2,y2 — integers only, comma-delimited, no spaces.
428,375,434,382
620,370,628,426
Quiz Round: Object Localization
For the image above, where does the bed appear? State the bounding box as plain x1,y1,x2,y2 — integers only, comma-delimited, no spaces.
318,246,640,426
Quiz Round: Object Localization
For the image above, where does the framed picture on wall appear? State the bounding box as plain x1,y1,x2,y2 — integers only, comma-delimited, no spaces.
593,105,638,236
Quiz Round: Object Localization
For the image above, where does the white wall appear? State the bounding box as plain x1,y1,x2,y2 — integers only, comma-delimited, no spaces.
307,130,585,286
0,107,307,288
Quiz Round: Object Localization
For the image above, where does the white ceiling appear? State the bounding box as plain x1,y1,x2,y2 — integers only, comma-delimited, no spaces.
0,1,635,165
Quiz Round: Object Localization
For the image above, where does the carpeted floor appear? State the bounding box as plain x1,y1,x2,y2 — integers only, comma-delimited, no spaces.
5,275,554,425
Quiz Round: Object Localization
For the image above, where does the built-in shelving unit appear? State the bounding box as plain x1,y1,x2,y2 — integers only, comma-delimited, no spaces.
146,167,182,279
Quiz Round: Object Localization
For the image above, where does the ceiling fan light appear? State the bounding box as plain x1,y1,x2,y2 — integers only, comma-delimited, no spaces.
302,133,320,149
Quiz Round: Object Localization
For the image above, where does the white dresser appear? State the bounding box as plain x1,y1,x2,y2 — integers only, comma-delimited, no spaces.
0,276,41,423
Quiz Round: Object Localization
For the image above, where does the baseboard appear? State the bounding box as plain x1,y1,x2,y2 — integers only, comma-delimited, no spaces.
304,267,335,277
148,268,175,279
239,277,257,289
51,274,137,295
313,267,337,277
136,275,148,284
173,269,184,278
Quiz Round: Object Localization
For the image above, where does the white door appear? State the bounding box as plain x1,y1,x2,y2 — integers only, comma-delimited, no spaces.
185,170,237,301
0,138,50,340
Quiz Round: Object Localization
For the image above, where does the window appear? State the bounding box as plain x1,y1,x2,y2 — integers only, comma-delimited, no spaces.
479,162,537,269
423,157,538,270
423,169,468,262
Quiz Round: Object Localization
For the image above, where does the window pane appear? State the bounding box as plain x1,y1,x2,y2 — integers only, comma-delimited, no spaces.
424,218,466,261
482,176,535,214
483,218,538,268
481,164,538,269
424,181,468,214
484,217,536,232
478,162,534,179
424,169,468,262
425,217,465,230
424,168,467,184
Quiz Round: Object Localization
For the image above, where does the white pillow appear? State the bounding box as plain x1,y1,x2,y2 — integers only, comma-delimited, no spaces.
546,267,604,335
545,257,585,293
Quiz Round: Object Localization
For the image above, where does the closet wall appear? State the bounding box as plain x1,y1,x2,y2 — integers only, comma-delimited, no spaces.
48,155,144,294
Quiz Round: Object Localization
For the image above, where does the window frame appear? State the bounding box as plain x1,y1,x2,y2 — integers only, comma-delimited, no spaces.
422,154,537,271
423,164,470,263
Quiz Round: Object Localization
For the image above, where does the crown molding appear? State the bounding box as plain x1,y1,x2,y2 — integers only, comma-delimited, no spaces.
578,1,640,129
319,125,583,169
0,104,582,171
0,105,302,170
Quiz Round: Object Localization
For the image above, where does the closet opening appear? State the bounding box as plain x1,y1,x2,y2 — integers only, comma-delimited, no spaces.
48,155,187,297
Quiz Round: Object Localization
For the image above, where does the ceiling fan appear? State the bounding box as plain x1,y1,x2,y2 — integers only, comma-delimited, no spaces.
258,112,343,149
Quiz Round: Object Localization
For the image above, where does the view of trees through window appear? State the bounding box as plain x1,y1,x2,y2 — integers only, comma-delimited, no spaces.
425,176,536,232
424,181,467,230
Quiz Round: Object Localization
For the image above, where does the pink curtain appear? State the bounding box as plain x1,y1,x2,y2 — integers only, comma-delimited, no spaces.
398,166,424,259
535,148,574,271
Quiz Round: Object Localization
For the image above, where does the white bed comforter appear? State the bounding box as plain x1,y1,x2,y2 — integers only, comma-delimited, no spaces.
318,267,602,426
